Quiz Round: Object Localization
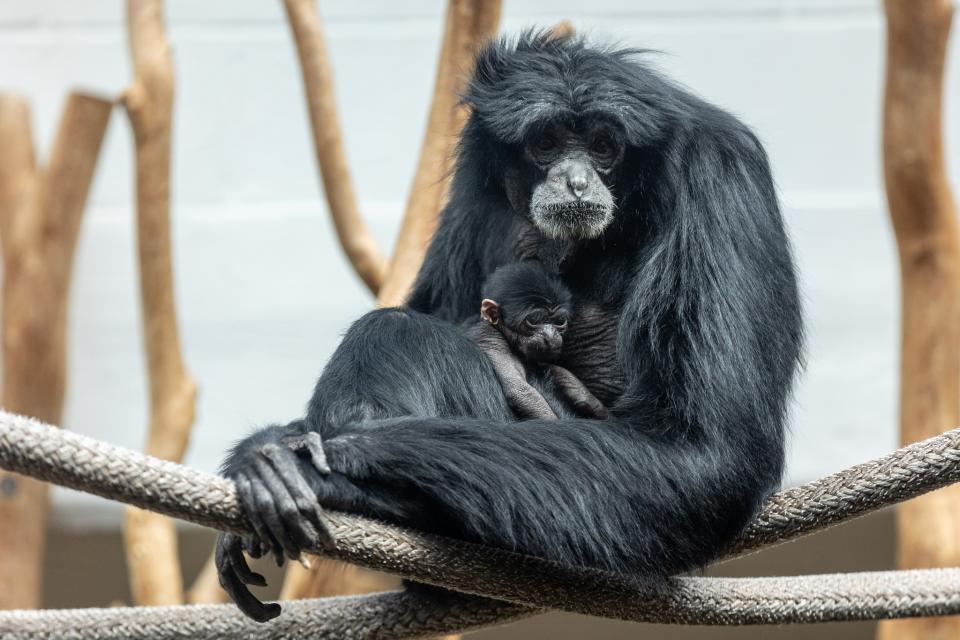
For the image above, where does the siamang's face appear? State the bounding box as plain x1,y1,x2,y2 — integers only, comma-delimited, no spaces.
513,304,569,361
509,118,625,240
483,298,570,362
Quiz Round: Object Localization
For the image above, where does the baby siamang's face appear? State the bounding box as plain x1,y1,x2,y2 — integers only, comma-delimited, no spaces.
511,304,570,361
482,297,570,362
510,117,625,240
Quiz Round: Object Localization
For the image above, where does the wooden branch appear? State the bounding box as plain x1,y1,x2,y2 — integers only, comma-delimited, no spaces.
280,557,395,600
278,562,320,601
277,542,388,601
546,19,574,40
282,0,387,295
0,91,111,608
186,554,228,604
877,2,960,640
278,1,502,603
0,97,35,245
121,0,197,607
376,0,502,307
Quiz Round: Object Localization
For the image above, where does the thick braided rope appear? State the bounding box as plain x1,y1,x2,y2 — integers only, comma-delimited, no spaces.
2,411,960,637
2,570,960,639
0,591,534,640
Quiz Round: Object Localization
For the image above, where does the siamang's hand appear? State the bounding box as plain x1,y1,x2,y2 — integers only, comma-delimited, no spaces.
574,400,609,420
216,434,334,621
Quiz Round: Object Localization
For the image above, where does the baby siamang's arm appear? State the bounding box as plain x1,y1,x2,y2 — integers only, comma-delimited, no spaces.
548,364,608,419
465,321,558,420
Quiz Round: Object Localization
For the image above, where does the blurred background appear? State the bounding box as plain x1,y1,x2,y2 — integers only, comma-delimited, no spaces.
1,1,956,638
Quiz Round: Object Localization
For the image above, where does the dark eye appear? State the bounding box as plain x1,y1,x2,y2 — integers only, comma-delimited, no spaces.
522,319,538,333
590,136,615,160
556,320,568,333
529,134,560,161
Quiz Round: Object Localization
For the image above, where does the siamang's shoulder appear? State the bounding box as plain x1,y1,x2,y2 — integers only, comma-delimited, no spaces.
673,93,767,157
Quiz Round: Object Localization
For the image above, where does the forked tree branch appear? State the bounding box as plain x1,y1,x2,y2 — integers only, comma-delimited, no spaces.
0,91,111,608
278,0,503,605
283,0,388,294
121,0,198,607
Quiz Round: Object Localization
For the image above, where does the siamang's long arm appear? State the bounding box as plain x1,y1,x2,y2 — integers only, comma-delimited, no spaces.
316,416,754,573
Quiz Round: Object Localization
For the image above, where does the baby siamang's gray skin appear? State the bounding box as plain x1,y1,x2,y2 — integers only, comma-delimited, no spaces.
467,262,608,421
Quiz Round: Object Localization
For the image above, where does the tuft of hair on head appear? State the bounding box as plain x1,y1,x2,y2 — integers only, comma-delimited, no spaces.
481,262,572,319
462,28,665,147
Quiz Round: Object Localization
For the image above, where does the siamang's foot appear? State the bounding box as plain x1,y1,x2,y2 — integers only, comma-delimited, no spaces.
281,431,331,475
575,401,609,420
216,532,280,622
241,535,267,559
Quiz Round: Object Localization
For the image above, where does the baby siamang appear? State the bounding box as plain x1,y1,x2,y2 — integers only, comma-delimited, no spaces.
217,31,802,622
466,261,607,420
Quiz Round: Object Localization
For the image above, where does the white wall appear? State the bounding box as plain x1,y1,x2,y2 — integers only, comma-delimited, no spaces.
0,0,936,527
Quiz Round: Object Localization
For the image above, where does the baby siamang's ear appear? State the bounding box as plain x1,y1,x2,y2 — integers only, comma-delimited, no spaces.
480,299,500,325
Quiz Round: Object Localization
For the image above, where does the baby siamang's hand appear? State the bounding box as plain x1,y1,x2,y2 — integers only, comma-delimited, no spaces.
216,434,334,622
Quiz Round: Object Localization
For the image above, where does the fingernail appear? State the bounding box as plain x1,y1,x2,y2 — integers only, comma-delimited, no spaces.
313,455,331,474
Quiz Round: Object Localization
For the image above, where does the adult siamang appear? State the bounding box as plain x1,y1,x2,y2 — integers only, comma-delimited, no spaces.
216,31,803,621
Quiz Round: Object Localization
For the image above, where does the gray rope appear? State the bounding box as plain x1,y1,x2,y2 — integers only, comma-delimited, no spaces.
2,411,960,637
4,570,960,639
0,591,534,640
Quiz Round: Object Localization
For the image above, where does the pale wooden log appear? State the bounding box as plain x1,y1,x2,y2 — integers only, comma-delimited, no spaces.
278,562,322,601
877,2,960,639
547,19,574,40
190,1,392,598
276,0,502,603
186,553,228,605
193,0,390,601
278,1,501,603
376,0,502,307
0,96,44,612
121,0,198,607
282,0,387,294
279,557,398,600
0,92,111,608
0,97,35,244
276,536,384,601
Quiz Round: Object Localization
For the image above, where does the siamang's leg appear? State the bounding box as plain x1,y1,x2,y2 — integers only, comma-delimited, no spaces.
548,364,609,419
218,308,514,620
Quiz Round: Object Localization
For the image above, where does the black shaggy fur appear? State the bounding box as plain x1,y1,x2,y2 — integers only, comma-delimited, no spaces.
220,31,802,614
481,262,572,322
